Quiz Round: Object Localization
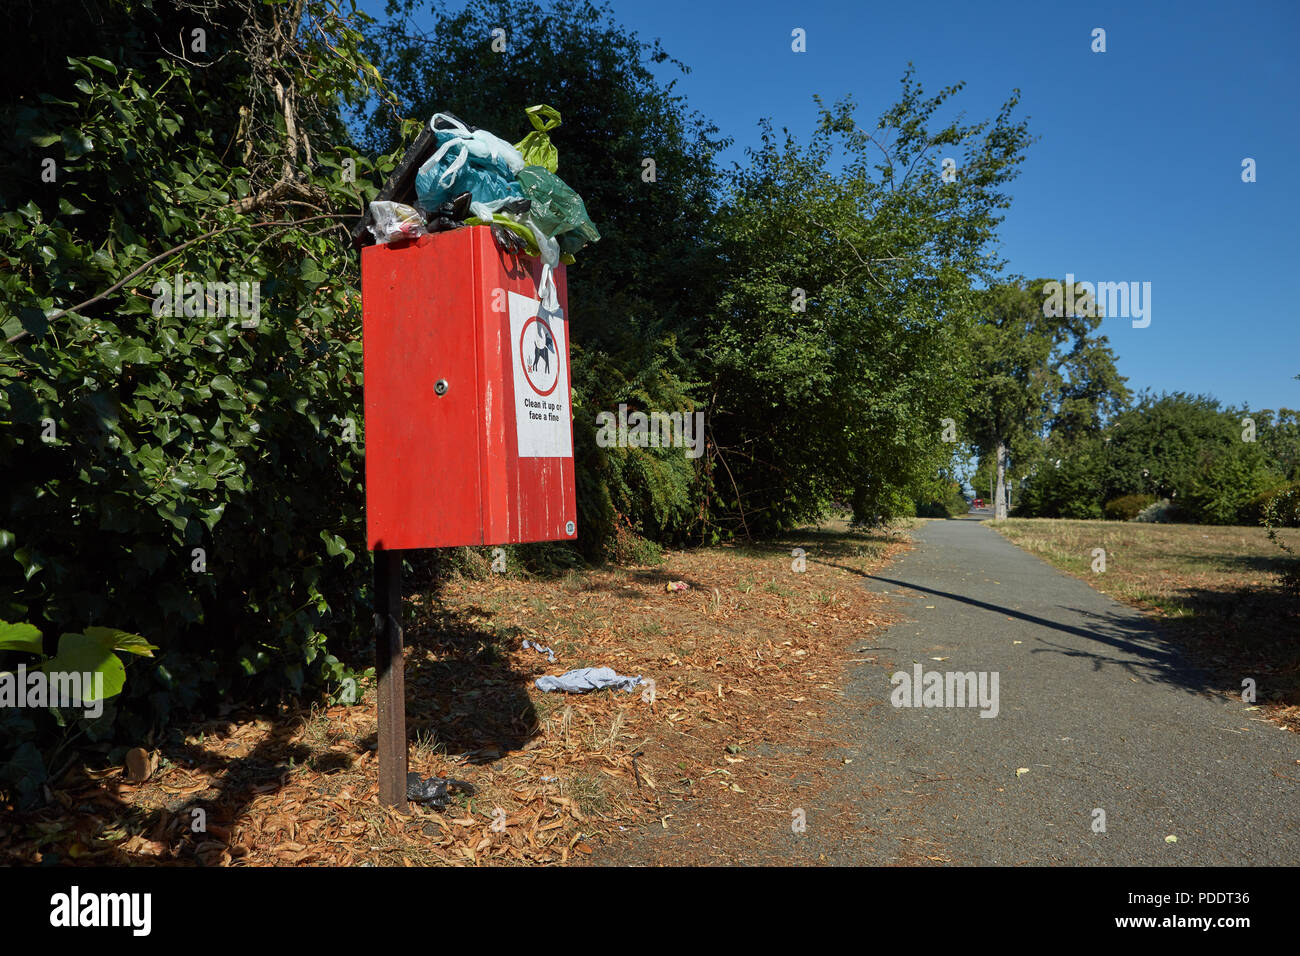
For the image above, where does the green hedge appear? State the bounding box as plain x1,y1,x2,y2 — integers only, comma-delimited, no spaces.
1103,493,1157,521
1,16,389,802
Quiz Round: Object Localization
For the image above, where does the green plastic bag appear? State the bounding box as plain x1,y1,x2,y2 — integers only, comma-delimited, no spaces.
556,232,588,259
464,214,540,257
514,104,562,173
515,166,601,247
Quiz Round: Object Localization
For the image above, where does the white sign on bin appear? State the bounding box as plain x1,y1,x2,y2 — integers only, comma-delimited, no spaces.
507,290,572,458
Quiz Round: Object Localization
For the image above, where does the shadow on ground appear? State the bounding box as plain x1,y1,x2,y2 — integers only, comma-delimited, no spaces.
819,527,1300,719
1,593,543,865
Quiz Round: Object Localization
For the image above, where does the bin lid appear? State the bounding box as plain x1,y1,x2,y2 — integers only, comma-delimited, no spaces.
350,123,439,249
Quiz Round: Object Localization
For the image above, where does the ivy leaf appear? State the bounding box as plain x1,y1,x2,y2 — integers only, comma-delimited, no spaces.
204,329,231,353
320,530,347,556
13,548,45,581
0,620,44,654
299,258,326,286
199,503,226,531
61,129,94,159
82,626,158,658
95,343,123,374
42,633,126,701
210,374,237,396
119,343,159,364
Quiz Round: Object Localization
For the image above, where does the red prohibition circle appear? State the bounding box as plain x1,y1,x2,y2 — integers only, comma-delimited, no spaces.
519,315,560,397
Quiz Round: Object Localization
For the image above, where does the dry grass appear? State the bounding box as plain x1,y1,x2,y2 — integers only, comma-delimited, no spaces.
0,517,909,867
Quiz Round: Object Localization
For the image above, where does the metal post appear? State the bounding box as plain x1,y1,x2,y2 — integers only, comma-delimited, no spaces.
373,548,407,807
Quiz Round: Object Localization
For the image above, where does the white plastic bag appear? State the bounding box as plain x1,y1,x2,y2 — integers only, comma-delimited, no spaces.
530,223,561,316
509,209,561,314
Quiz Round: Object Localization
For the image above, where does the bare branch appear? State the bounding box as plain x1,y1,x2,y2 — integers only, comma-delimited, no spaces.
226,177,327,214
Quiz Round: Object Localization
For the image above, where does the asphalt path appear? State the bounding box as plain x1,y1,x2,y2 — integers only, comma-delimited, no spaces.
798,516,1300,865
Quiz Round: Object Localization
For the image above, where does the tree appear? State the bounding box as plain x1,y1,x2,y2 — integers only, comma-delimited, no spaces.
1183,441,1279,524
1100,392,1285,524
705,72,1033,533
965,278,1129,519
1014,436,1107,518
1103,392,1237,502
1252,407,1300,482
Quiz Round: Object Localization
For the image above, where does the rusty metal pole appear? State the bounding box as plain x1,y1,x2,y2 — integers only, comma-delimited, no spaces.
373,548,407,807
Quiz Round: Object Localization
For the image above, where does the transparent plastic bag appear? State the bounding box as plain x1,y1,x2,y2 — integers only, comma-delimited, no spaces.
415,153,523,210
367,201,427,244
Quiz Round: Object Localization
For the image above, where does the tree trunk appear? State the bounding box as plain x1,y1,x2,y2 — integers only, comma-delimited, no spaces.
995,440,1008,520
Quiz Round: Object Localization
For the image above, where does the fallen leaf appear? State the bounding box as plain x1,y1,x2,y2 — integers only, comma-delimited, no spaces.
124,748,151,783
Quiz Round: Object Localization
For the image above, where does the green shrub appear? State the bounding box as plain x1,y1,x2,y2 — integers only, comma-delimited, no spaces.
1015,446,1105,519
0,621,154,808
1183,446,1279,525
1245,482,1300,526
915,482,970,519
610,516,665,565
1262,486,1300,596
1103,493,1157,521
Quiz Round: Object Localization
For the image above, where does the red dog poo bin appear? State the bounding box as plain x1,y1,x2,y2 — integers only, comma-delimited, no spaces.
361,225,578,550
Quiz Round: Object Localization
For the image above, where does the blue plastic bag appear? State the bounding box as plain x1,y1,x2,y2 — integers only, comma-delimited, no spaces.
415,153,523,209
415,118,525,209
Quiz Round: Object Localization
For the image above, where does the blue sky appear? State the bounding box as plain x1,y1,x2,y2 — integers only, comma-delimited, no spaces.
366,0,1300,413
